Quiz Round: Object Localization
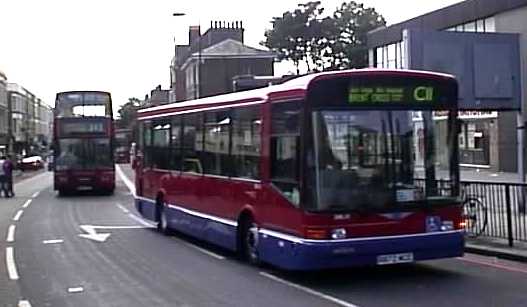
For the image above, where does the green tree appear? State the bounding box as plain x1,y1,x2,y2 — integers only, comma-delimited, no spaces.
263,1,327,74
263,1,386,72
330,1,386,69
117,97,141,129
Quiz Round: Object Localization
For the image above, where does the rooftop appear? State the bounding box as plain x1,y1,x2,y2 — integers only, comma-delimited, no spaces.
367,0,527,47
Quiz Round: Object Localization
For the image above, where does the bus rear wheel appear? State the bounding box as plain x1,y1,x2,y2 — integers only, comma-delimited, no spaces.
241,218,260,265
157,203,171,235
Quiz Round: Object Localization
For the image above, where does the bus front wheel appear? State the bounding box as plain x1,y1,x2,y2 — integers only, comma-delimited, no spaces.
58,189,69,197
241,217,260,265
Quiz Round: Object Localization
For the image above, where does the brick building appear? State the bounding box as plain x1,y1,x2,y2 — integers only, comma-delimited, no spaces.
170,21,276,102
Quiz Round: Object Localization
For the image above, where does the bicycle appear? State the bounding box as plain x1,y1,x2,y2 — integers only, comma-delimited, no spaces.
460,182,488,237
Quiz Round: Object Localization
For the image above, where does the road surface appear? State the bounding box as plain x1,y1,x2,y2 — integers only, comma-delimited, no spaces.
1,166,526,307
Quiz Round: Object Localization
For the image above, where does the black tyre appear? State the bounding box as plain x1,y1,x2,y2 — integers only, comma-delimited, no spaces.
241,218,260,265
463,197,488,237
157,204,171,235
102,189,114,196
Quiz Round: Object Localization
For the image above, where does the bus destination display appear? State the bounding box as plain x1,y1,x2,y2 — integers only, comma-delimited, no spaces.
349,86,435,104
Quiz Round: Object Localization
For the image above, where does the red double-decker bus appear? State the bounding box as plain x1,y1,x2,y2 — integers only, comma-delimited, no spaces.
134,69,464,270
115,128,132,164
53,91,115,195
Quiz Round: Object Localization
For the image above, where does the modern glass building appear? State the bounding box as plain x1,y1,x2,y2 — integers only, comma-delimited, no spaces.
367,0,527,173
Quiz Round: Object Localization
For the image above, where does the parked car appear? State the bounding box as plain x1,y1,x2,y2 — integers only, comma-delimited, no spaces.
19,155,45,171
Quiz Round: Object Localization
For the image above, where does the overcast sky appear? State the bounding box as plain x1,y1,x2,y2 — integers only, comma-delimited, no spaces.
0,0,462,111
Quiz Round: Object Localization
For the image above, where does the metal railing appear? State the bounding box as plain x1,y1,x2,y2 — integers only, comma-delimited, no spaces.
416,178,527,247
459,180,527,247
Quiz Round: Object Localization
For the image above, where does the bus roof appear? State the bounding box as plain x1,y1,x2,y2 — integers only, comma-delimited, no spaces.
56,90,111,96
137,69,456,120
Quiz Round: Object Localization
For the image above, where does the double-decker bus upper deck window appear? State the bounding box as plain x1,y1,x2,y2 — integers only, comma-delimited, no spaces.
203,110,232,177
182,113,204,174
56,92,112,118
231,106,261,180
271,101,301,205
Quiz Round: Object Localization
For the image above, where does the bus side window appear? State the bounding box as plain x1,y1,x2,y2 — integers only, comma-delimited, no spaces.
152,121,171,169
270,101,301,205
143,122,153,168
171,116,183,171
182,113,204,174
231,106,261,179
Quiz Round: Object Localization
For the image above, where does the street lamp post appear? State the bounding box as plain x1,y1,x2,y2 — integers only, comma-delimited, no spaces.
172,13,186,102
172,12,203,100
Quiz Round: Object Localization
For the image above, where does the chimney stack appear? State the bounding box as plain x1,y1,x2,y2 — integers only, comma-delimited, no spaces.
189,25,201,44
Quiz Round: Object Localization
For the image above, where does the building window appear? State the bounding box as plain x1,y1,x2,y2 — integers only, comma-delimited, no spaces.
476,19,485,32
484,17,496,32
387,43,396,69
376,47,383,68
464,21,476,32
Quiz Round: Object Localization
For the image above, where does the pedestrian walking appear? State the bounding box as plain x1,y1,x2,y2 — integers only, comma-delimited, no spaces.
0,156,7,198
4,155,14,197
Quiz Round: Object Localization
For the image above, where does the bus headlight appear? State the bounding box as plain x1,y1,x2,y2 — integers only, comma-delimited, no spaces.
331,228,347,240
441,221,454,231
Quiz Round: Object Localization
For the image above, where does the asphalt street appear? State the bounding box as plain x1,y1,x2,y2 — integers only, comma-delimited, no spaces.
1,166,527,307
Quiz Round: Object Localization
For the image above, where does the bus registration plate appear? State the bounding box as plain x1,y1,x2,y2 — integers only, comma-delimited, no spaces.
377,252,414,265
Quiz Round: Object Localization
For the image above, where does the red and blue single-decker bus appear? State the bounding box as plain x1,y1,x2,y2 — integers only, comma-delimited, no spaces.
134,69,464,270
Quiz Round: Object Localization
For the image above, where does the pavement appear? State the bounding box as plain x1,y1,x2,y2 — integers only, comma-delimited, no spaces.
460,168,523,183
466,237,527,263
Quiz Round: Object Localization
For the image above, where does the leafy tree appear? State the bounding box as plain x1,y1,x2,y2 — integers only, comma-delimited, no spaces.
331,1,386,69
117,97,142,129
263,1,327,74
263,1,386,72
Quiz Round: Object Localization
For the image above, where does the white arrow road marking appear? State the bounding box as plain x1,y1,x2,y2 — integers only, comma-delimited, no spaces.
78,224,154,242
18,300,32,307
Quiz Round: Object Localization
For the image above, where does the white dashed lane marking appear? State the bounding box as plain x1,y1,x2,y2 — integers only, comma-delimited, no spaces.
67,287,84,293
43,239,64,245
6,247,19,280
22,199,32,208
6,225,15,243
259,272,360,307
13,210,23,221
